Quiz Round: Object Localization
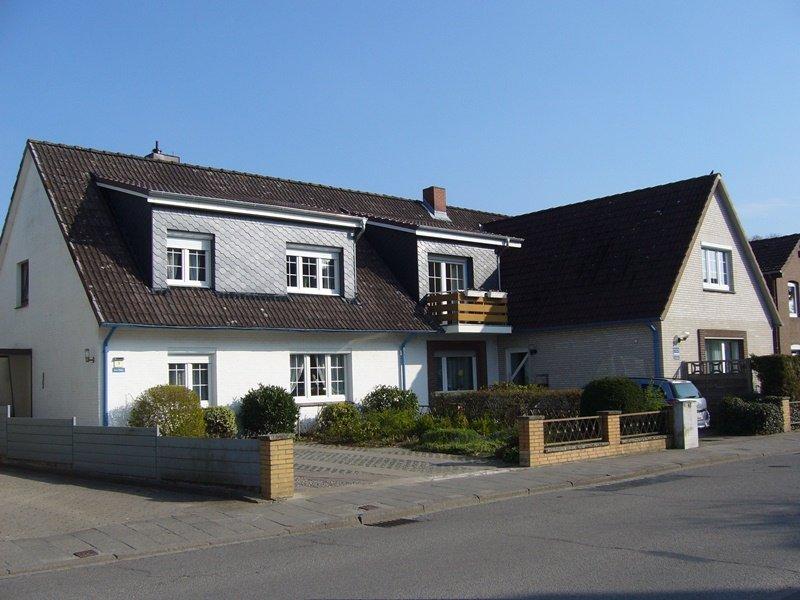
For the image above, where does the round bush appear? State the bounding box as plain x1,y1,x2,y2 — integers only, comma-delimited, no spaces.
360,385,419,413
580,377,659,415
202,406,238,438
128,385,206,437
238,385,299,437
363,409,417,443
316,402,370,444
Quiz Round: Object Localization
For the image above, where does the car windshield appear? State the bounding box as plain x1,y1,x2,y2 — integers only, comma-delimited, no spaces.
672,382,701,398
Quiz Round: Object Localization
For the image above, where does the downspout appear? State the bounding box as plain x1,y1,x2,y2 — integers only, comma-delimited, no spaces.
101,326,117,426
649,321,663,378
399,332,419,391
352,217,367,299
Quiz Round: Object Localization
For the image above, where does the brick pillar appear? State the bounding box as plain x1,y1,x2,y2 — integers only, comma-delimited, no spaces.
598,411,621,446
259,434,294,500
781,398,792,433
518,415,545,467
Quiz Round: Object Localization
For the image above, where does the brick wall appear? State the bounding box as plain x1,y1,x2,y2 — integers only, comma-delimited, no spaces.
259,434,294,500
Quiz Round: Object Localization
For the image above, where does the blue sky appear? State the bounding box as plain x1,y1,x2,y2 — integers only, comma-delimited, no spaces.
1,1,798,236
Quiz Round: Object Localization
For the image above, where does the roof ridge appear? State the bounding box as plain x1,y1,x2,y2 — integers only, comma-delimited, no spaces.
27,139,503,218
488,173,719,226
750,232,800,244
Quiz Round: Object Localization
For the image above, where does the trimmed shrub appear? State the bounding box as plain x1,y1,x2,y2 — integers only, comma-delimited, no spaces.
203,406,238,438
238,385,299,437
413,428,503,456
316,402,371,444
751,355,800,400
580,377,663,415
128,385,206,438
361,386,419,413
363,409,417,443
430,384,581,426
717,396,783,435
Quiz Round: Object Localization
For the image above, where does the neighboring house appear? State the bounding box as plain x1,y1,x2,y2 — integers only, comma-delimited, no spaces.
750,233,800,356
486,174,781,394
0,141,521,425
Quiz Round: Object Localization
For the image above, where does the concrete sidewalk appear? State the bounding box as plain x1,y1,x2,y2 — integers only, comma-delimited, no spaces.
1,432,798,578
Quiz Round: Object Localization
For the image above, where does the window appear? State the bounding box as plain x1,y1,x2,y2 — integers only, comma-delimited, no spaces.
789,282,798,318
16,260,29,308
507,350,530,385
792,345,800,357
286,247,341,295
168,355,213,405
701,245,732,291
705,339,744,373
428,256,468,294
435,353,477,392
289,353,348,400
166,234,212,288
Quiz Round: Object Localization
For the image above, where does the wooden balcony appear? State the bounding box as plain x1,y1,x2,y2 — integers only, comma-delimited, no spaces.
426,290,511,333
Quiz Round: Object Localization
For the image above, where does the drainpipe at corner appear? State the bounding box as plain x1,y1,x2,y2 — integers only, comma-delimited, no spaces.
352,217,368,298
399,332,419,391
649,321,663,378
101,326,118,426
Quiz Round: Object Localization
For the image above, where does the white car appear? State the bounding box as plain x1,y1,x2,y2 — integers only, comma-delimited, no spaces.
630,378,711,429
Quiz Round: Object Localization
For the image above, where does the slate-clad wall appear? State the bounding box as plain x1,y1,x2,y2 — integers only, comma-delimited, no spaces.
0,416,261,490
417,240,499,299
152,208,357,298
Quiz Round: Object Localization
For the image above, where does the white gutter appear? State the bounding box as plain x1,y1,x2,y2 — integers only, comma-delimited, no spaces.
371,221,523,248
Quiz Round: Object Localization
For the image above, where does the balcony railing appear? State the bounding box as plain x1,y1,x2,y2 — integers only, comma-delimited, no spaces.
426,290,508,327
682,359,750,377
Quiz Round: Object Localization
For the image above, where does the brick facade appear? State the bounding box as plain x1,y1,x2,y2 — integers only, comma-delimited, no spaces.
259,434,294,500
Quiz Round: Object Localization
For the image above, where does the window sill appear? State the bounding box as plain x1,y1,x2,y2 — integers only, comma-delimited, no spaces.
294,396,347,405
167,280,211,289
702,287,734,294
287,288,341,296
14,303,28,309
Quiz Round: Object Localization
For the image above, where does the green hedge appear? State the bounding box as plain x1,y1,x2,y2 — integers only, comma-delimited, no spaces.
203,406,238,438
580,377,665,416
238,385,299,437
717,397,783,436
128,385,206,438
361,386,419,413
751,355,800,400
429,384,581,425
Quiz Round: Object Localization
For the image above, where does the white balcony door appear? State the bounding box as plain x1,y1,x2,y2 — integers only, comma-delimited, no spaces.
705,339,743,373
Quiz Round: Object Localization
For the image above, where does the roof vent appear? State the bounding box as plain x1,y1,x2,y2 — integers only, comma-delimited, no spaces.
144,141,180,163
423,186,448,220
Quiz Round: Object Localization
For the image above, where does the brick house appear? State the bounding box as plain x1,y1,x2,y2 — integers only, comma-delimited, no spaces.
0,141,521,424
485,174,781,394
751,233,800,355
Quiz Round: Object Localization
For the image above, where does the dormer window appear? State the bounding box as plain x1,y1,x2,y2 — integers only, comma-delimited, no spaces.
166,233,212,288
286,245,341,295
428,256,468,294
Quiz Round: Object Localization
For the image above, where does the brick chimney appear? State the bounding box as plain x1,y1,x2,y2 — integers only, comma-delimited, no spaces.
423,186,447,218
144,141,180,163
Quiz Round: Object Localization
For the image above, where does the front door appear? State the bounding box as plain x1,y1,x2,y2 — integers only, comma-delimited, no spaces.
0,353,32,417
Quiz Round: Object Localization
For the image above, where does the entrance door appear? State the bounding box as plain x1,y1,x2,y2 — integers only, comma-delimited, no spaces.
0,353,32,417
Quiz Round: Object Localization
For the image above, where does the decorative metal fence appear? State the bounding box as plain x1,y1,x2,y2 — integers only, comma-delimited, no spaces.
790,401,800,431
619,410,671,439
543,416,602,447
683,359,750,376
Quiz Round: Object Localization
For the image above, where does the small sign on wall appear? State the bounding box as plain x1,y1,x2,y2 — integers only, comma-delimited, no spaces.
672,345,681,360
112,357,125,373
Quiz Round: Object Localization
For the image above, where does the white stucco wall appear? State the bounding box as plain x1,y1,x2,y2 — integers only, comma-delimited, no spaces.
0,151,103,424
660,191,775,377
497,323,656,389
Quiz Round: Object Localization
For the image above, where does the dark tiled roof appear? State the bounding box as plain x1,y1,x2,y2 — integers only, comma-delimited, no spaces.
31,140,504,233
486,175,719,329
28,140,435,330
750,233,800,275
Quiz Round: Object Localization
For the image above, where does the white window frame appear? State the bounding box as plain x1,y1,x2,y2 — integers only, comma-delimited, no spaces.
505,348,531,385
167,353,215,407
435,351,478,392
788,282,798,318
286,246,342,296
791,344,800,357
701,243,733,292
166,233,212,288
427,255,468,294
289,353,349,402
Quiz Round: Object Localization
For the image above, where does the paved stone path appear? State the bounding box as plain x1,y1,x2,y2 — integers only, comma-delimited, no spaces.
0,432,798,577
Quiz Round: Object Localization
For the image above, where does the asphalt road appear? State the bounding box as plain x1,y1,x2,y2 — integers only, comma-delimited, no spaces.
2,453,799,600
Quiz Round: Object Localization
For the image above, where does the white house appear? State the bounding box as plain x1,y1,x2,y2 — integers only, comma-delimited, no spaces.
0,141,520,425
